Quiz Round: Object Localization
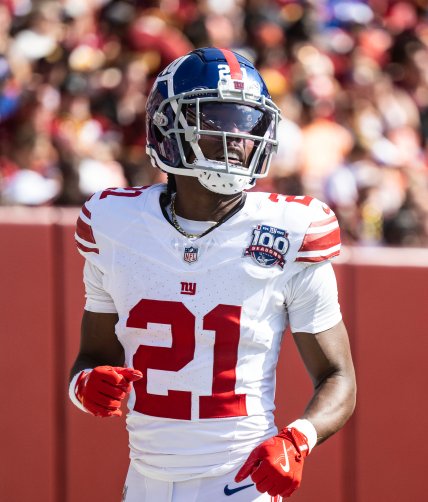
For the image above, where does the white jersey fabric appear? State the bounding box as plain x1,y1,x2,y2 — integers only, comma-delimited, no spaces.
75,184,342,482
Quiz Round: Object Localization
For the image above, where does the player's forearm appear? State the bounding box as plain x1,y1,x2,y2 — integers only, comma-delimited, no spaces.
302,369,356,445
69,357,97,383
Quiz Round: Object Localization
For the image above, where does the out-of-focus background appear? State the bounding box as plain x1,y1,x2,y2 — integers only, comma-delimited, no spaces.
0,1,427,502
1,0,428,245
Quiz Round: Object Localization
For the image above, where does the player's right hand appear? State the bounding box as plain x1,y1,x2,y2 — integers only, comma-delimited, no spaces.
75,366,143,417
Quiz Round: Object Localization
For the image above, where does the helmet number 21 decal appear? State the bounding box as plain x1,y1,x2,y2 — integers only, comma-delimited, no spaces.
218,64,247,81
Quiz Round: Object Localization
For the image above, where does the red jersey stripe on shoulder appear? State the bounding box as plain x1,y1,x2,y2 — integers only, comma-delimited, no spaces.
76,216,96,244
299,227,341,252
309,215,337,228
218,48,242,79
295,249,340,262
99,187,145,200
82,204,91,219
75,239,99,254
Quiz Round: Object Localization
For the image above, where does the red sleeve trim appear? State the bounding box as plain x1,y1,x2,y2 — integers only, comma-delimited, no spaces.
308,215,337,228
81,204,91,219
76,216,96,244
299,227,341,252
295,249,340,263
75,240,99,254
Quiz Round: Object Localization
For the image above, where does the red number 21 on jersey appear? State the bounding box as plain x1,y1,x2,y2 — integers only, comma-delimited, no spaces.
126,299,247,420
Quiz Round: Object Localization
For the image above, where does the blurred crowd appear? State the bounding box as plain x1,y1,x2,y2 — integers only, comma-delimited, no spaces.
1,0,428,246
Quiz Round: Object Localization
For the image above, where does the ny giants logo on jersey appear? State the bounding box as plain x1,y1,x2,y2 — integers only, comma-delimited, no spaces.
181,282,196,295
244,225,289,269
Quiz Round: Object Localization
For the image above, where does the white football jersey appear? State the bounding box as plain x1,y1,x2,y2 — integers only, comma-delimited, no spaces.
75,184,342,481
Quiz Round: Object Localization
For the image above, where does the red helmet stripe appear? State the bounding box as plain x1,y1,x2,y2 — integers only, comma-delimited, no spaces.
218,48,242,79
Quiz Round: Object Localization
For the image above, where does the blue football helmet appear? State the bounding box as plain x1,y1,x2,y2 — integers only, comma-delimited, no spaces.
146,47,281,194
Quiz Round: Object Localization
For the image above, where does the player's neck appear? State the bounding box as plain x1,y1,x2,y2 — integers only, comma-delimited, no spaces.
173,177,244,222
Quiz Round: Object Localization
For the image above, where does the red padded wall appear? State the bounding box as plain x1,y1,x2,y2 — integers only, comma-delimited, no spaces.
352,261,428,502
58,209,129,502
0,210,58,502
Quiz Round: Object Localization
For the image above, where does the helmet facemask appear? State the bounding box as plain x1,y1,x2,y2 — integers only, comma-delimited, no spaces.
183,101,276,193
146,53,281,194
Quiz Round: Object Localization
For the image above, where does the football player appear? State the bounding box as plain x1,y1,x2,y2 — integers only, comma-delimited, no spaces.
69,47,356,501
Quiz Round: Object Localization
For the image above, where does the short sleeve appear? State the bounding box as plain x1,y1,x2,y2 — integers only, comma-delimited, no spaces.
285,261,342,334
83,261,117,313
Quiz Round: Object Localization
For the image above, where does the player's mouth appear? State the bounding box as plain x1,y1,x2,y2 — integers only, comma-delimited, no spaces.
217,150,245,165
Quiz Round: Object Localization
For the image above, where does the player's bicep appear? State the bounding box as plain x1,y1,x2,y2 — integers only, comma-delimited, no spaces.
292,320,354,388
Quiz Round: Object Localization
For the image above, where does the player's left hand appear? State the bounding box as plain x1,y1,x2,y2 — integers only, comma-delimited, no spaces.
235,427,310,498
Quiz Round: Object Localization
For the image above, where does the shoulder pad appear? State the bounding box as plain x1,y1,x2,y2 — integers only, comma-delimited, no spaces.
74,186,149,258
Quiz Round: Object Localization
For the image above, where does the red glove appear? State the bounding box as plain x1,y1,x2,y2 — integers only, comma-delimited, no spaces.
235,427,310,498
75,366,143,417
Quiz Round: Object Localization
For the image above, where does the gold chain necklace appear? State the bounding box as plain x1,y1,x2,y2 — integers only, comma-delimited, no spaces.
170,193,218,239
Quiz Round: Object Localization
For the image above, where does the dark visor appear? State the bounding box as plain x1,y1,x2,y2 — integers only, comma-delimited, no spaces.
186,102,273,136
